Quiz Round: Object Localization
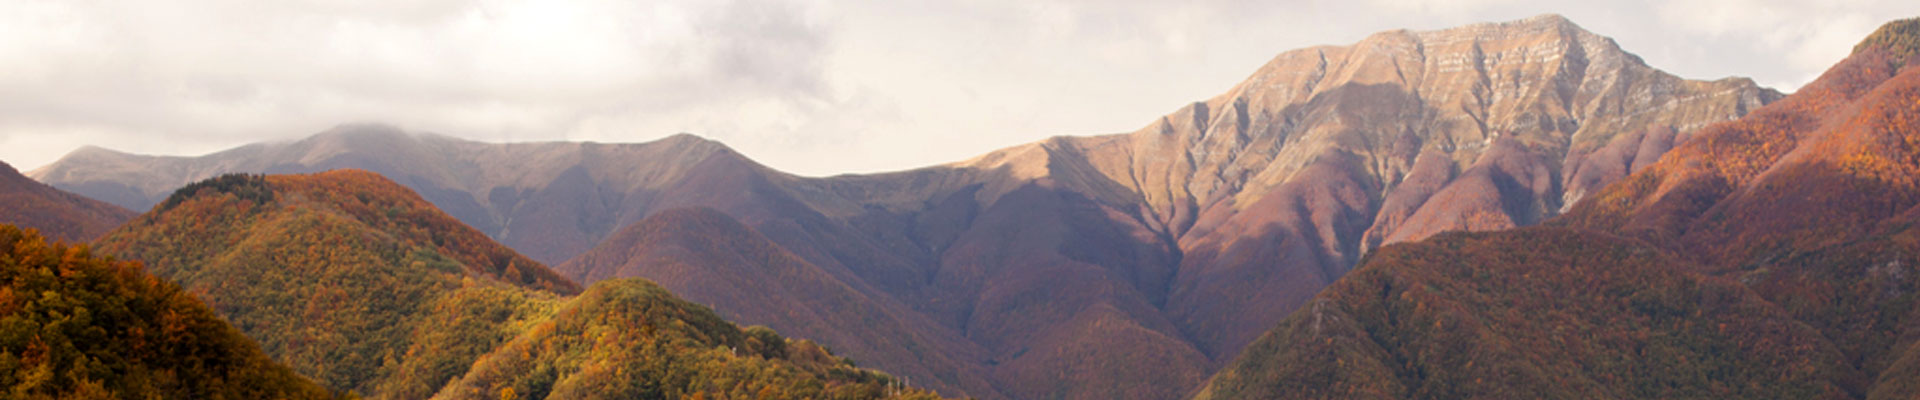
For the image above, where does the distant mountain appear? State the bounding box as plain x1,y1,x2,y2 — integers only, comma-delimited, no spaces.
35,14,1780,398
1198,16,1920,399
0,160,134,242
95,170,580,397
0,224,338,399
36,129,768,265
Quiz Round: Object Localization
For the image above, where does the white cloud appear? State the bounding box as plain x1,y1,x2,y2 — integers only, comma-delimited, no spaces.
1647,0,1905,88
0,0,1916,176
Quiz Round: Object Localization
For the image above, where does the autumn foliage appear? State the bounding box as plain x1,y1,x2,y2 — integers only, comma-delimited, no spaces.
1197,228,1851,399
267,171,578,293
0,224,340,399
438,279,943,400
1202,17,1920,400
1553,21,1920,398
95,170,582,396
93,170,951,399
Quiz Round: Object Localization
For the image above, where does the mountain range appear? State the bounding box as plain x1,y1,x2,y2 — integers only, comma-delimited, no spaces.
26,14,1786,399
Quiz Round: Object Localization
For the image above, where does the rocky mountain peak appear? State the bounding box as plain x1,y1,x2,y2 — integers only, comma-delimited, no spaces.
1060,15,1775,241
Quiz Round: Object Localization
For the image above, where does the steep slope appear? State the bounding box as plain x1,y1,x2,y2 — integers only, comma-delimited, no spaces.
95,170,580,398
1120,13,1776,359
33,15,1778,399
793,14,1777,398
0,161,134,243
1554,16,1920,398
0,224,338,399
556,208,999,397
1196,228,1851,399
434,278,943,400
1201,16,1920,399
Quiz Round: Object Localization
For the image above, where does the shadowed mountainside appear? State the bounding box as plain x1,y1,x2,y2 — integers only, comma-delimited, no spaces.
556,208,1000,397
36,14,1780,399
0,161,134,243
1199,16,1920,400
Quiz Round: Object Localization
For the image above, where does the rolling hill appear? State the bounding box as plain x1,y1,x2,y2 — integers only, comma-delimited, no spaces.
93,170,580,397
0,161,134,243
1198,16,1920,399
36,14,1781,398
434,278,942,400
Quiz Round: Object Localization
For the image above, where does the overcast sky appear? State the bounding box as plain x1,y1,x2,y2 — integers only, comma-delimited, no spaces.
2,0,1916,176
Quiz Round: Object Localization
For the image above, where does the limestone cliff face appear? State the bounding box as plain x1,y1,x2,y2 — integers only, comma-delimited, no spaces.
965,14,1775,250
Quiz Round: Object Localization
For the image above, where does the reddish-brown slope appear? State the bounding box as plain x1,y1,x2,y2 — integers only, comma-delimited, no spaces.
1551,17,1920,396
926,183,1209,400
0,160,134,242
1197,228,1853,399
1201,17,1920,399
1162,152,1378,359
557,208,999,398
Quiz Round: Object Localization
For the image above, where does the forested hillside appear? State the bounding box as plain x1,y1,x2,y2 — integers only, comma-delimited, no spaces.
436,279,942,400
0,224,340,399
95,170,944,399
